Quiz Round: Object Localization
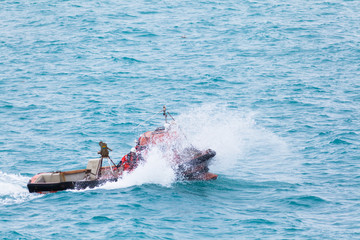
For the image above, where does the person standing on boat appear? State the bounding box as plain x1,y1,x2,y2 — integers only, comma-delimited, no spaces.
98,141,112,158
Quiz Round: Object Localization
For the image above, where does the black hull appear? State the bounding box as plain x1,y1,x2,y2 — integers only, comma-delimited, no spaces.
27,178,118,193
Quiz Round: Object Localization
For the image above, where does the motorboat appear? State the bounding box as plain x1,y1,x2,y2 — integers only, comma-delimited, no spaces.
27,107,217,193
27,158,119,193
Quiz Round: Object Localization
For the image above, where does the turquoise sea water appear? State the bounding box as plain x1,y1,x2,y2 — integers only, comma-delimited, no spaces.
1,0,360,239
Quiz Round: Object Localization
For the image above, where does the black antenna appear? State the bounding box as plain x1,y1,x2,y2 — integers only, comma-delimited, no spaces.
163,105,167,123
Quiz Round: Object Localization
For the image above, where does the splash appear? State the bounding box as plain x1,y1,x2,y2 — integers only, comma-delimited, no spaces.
0,171,40,205
175,104,296,182
99,147,176,190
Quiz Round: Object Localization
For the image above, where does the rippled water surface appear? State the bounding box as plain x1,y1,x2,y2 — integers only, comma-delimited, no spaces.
1,0,360,239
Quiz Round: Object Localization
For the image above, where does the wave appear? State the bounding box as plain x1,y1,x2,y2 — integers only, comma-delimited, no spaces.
330,138,351,145
281,195,329,208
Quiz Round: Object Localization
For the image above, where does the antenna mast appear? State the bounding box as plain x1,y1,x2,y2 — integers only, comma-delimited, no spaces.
163,105,167,123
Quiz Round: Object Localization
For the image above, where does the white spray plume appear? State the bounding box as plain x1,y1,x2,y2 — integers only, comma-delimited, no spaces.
175,104,296,182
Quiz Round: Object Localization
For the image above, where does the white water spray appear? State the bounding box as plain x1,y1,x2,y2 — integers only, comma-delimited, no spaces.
175,105,296,182
0,171,40,205
100,147,176,189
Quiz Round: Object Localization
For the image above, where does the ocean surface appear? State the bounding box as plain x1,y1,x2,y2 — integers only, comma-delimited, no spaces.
1,0,360,239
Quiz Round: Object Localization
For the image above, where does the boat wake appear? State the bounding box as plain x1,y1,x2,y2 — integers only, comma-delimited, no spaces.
0,171,40,205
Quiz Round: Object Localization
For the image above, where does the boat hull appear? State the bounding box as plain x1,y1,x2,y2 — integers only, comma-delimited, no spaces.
27,149,217,193
27,178,118,193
